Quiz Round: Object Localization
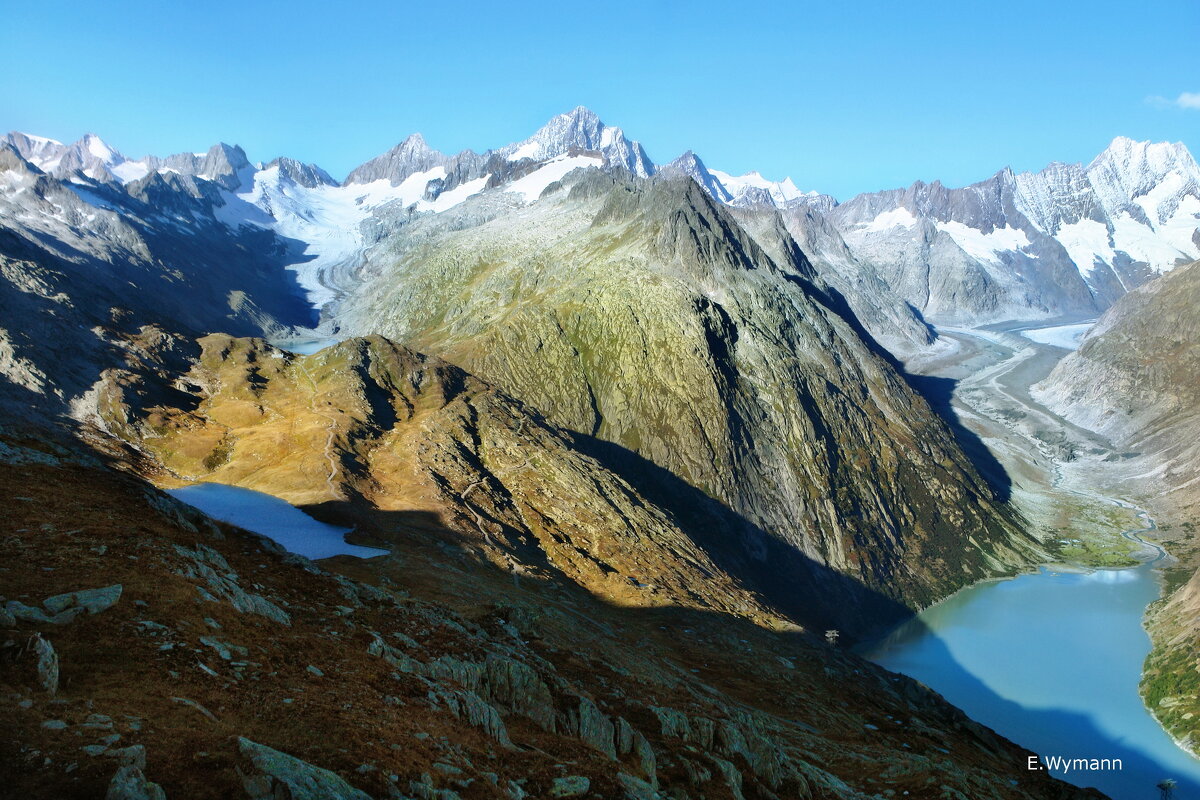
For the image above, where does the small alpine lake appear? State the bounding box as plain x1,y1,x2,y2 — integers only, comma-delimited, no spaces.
167,483,388,560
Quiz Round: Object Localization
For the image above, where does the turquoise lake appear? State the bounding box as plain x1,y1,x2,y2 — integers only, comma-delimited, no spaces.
863,564,1200,798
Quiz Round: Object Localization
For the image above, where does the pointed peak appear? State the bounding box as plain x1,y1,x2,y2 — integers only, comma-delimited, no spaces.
266,157,336,188
666,150,704,168
562,105,601,123
75,133,120,163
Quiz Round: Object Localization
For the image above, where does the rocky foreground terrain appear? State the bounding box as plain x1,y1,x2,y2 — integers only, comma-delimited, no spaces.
1036,260,1200,756
0,421,1101,800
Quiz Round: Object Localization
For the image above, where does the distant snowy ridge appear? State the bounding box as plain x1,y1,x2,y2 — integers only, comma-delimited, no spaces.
827,136,1200,323
4,112,1196,326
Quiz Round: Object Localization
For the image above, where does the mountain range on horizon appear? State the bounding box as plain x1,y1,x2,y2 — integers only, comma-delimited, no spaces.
7,105,1198,332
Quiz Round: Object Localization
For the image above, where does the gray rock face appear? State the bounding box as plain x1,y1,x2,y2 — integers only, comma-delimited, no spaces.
237,737,372,800
153,143,252,191
266,157,336,189
343,133,452,186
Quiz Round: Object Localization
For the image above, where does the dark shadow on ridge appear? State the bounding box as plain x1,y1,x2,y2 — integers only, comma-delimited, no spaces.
805,279,1013,503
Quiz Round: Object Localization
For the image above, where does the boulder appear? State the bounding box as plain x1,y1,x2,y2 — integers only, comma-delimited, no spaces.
6,600,83,625
105,765,166,800
548,776,590,797
237,737,372,800
617,772,662,800
32,633,58,694
44,584,123,615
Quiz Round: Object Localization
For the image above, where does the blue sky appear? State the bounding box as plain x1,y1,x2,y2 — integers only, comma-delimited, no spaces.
2,0,1197,199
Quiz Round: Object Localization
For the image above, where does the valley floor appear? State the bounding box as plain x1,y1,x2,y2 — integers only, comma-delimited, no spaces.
913,324,1147,568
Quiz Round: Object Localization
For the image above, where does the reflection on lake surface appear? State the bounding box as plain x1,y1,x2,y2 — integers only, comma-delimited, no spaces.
863,565,1200,798
168,483,387,560
272,336,342,355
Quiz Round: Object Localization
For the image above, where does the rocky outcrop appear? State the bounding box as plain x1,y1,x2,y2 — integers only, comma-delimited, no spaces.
237,738,372,800
173,544,292,625
0,425,1097,800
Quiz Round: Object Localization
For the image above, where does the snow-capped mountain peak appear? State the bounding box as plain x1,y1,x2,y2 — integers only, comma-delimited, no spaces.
501,106,655,177
1086,136,1200,222
660,149,829,211
344,132,450,186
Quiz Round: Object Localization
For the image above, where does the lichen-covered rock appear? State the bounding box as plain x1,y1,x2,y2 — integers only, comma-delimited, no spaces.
573,697,616,759
548,775,589,797
44,584,123,615
483,655,555,731
617,772,662,800
105,765,166,800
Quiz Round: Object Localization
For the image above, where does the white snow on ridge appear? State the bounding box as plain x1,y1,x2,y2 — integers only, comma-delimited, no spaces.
110,160,150,184
865,207,918,233
508,142,540,161
503,154,603,202
1110,210,1197,275
1054,219,1110,277
707,168,812,206
936,221,1030,264
83,134,117,162
428,175,491,211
